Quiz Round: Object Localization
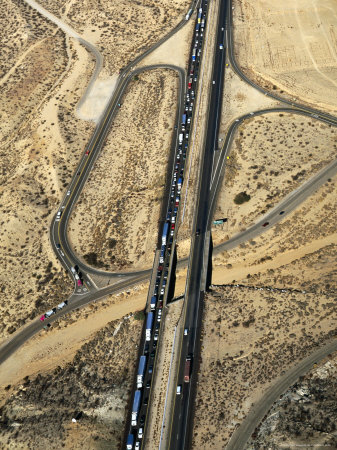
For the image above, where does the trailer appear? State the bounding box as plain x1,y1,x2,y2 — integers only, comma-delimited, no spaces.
184,355,192,383
162,222,169,246
137,356,146,388
185,8,192,20
131,390,141,426
150,295,157,311
126,434,134,450
192,48,196,61
182,114,187,125
145,312,154,341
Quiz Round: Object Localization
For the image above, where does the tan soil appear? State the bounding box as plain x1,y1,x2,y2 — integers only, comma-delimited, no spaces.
233,0,337,112
192,286,337,449
212,112,337,245
68,69,179,270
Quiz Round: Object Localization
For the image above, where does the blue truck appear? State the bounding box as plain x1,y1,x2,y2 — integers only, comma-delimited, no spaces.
162,222,169,246
177,177,183,192
146,312,154,341
131,390,141,426
137,355,147,388
126,434,134,449
192,48,196,61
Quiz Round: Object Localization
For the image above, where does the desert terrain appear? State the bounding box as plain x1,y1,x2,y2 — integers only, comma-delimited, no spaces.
68,69,179,270
247,351,337,449
233,0,337,112
0,311,143,449
191,285,336,449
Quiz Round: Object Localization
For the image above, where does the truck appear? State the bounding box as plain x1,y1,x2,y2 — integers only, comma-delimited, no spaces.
137,356,146,388
192,48,196,61
179,133,184,144
145,312,154,341
185,8,192,20
131,390,141,426
184,355,192,383
182,114,187,125
162,222,169,246
177,177,183,192
150,295,157,311
126,434,134,450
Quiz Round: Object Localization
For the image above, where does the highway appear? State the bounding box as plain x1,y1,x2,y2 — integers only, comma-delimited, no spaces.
167,0,228,448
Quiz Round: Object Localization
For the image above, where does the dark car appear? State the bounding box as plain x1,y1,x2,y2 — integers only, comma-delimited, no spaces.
150,350,156,358
148,365,153,374
279,211,285,215
140,415,145,425
144,397,149,405
196,229,200,236
153,341,157,349
262,222,269,227
56,243,61,249
146,380,151,389
144,343,149,355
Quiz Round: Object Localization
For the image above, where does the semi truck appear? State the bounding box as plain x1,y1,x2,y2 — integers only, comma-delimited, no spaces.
185,8,192,20
192,48,196,61
162,222,169,246
126,434,134,450
150,295,157,310
131,390,141,426
137,356,146,388
145,312,154,341
184,355,192,383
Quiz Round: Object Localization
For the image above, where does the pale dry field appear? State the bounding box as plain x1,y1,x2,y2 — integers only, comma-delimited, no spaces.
68,69,179,270
36,0,190,75
234,0,337,112
212,112,337,245
192,286,337,449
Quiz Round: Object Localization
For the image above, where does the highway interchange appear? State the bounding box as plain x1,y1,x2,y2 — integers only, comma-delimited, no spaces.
1,0,337,449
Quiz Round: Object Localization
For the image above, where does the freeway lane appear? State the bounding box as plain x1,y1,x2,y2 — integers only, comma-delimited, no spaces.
168,1,228,448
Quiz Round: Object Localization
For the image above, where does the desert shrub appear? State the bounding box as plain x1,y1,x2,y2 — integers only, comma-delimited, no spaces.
234,192,251,205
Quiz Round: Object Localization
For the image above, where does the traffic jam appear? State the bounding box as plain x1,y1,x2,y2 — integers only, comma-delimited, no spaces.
126,3,208,449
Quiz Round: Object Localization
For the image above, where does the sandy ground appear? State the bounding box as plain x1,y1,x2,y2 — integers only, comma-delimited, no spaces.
68,69,179,270
191,286,337,449
212,112,337,245
233,0,337,112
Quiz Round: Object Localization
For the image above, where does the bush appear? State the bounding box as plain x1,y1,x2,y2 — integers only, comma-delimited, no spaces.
134,310,145,321
234,192,251,205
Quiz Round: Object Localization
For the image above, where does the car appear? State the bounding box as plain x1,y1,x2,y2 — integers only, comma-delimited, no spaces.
45,310,55,319
57,301,68,310
144,397,149,405
186,132,189,139
66,190,71,195
70,266,76,274
159,299,163,308
160,288,165,295
77,171,80,175
74,273,79,281
164,271,168,280
77,279,82,286
154,332,159,341
171,223,175,230
150,350,156,358
184,328,189,336
187,117,191,124
56,243,61,249
146,380,151,389
196,228,200,236
157,310,162,321
262,222,269,227
176,385,182,395
144,343,149,354
40,315,46,321
85,150,90,155
189,105,193,112
56,211,62,221
140,415,145,425
153,341,157,349
170,229,174,237
155,322,160,330
219,44,224,49
138,427,143,439
135,442,140,450
149,364,153,374
43,323,51,330
279,211,285,215
212,80,215,84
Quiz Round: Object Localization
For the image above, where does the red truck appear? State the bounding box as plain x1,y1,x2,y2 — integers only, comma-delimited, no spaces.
184,355,192,382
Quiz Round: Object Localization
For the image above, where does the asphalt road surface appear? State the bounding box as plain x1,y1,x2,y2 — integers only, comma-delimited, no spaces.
168,1,228,448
